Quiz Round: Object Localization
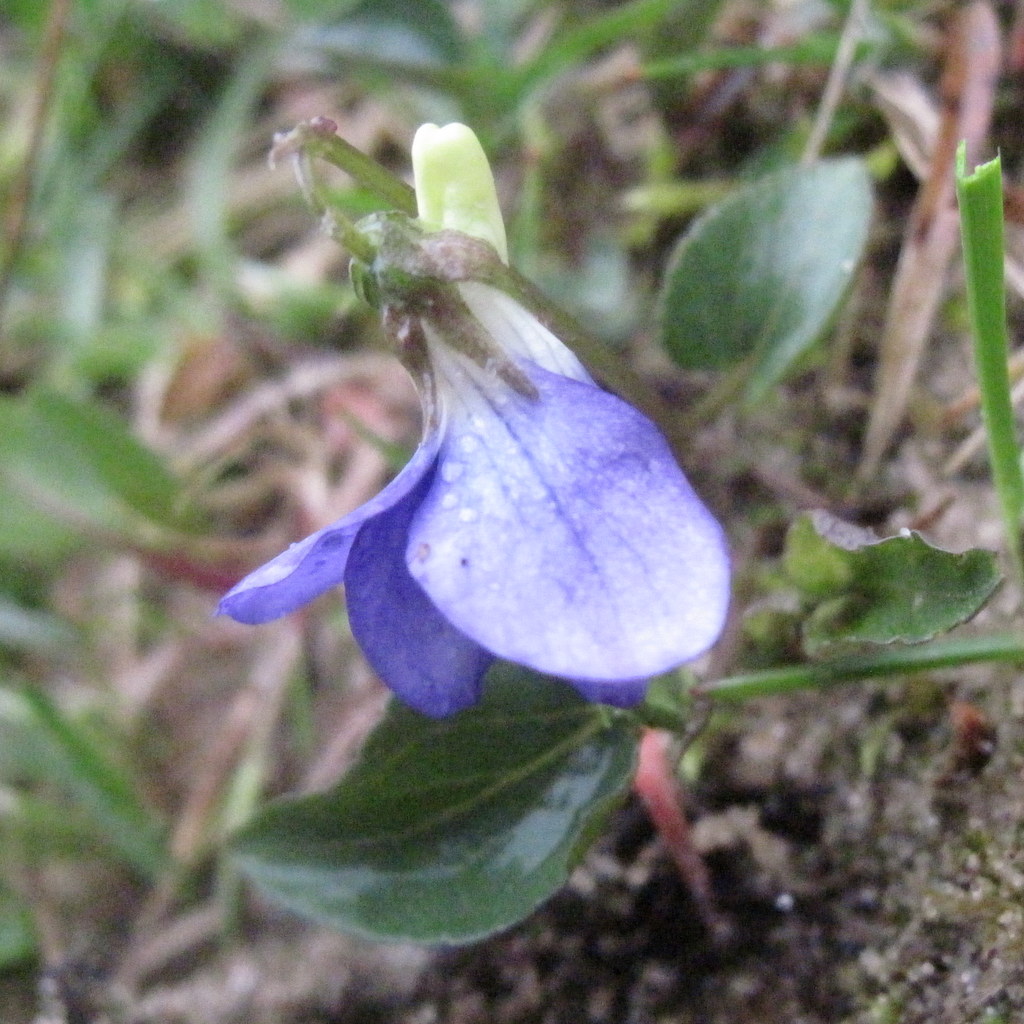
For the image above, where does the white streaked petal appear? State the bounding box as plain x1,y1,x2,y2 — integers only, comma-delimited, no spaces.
458,281,592,383
406,360,730,687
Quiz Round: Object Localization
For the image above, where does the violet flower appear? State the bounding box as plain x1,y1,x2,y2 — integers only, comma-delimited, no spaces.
219,124,730,717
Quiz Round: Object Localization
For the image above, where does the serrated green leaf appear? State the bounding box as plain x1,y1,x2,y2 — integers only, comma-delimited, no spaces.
785,512,1001,654
783,512,864,598
659,159,872,401
233,665,637,944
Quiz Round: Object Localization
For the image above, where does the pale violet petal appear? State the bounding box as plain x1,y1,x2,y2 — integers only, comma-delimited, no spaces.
568,676,651,708
406,362,729,686
458,281,592,383
344,456,493,717
218,435,440,625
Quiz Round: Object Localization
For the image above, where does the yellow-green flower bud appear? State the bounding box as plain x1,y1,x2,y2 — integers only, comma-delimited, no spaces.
411,123,508,263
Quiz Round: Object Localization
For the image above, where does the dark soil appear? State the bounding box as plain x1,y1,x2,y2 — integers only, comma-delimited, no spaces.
396,682,1024,1024
31,678,1022,1024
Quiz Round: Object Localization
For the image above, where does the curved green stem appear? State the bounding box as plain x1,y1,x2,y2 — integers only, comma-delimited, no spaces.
304,130,417,216
270,119,417,264
696,633,1024,702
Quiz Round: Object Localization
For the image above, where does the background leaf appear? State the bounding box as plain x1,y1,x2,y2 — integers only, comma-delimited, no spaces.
299,0,466,69
784,512,1001,654
0,686,167,878
233,664,637,944
0,390,200,542
659,158,872,401
0,886,35,973
0,598,77,659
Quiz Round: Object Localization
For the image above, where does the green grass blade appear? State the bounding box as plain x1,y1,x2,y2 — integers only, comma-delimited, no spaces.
955,144,1024,583
697,634,1024,702
641,34,851,81
18,687,168,878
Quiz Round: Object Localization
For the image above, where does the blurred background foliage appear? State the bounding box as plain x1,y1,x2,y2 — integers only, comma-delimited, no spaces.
2,0,1023,1021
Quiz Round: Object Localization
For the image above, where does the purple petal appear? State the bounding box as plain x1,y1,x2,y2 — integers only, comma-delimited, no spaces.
406,362,729,693
218,435,440,625
567,676,651,708
344,457,493,718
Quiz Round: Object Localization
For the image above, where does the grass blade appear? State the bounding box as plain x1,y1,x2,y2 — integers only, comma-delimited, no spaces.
955,144,1024,583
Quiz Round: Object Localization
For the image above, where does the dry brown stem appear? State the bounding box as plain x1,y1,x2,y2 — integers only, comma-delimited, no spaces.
858,1,1001,482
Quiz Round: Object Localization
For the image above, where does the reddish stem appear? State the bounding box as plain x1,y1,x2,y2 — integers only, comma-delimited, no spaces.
633,727,729,943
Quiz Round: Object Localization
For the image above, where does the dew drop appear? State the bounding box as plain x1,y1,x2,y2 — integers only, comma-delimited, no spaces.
440,461,464,483
458,507,479,523
458,434,480,454
440,492,458,510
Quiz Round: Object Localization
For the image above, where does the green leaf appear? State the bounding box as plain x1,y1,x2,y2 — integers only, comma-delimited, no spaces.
518,0,694,91
783,512,865,599
0,485,82,561
33,392,185,525
0,885,35,971
659,158,872,401
5,687,168,878
281,0,361,19
784,512,1001,654
0,390,200,541
138,0,247,46
233,665,637,944
0,597,78,658
303,0,465,69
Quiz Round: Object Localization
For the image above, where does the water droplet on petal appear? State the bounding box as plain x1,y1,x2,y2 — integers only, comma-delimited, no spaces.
440,461,463,482
458,507,478,523
458,434,480,454
440,492,458,510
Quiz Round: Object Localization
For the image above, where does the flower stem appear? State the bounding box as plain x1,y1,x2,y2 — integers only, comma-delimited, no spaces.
695,633,1024,702
315,205,377,266
273,118,417,215
955,145,1024,585
276,119,701,457
270,118,417,264
310,131,417,215
633,729,727,942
